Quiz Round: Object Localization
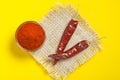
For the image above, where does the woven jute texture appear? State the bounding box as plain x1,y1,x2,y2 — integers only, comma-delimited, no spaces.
31,3,102,80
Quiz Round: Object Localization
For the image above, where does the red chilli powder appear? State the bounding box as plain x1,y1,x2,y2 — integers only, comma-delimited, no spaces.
15,21,45,51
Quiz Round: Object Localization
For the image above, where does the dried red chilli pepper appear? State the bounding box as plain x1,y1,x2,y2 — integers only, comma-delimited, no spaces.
53,19,78,64
48,40,89,60
56,19,78,53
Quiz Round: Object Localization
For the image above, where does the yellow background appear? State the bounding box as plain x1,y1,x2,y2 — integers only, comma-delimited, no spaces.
0,0,120,80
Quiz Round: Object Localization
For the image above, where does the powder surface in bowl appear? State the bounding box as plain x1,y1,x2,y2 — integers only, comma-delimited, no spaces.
16,21,45,51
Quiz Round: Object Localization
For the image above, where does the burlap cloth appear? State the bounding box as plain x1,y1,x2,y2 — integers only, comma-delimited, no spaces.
30,3,102,80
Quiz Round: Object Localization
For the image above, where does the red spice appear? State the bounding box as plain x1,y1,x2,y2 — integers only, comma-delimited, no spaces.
48,19,89,65
52,19,78,65
48,40,89,60
15,21,45,51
